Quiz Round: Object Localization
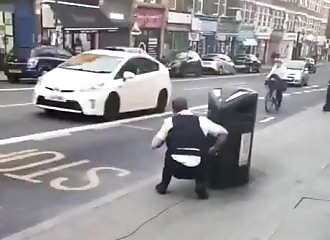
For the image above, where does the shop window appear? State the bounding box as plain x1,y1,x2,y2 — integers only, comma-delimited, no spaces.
168,0,176,10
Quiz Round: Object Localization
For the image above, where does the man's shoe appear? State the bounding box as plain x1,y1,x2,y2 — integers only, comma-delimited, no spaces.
155,183,168,195
195,186,209,200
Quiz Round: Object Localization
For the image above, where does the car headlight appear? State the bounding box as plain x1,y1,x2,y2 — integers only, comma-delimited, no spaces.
80,83,105,92
27,58,39,68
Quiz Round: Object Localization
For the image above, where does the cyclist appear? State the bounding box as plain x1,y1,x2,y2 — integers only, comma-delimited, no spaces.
265,58,287,108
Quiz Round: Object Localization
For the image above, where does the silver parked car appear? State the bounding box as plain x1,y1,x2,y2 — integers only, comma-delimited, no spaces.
283,60,310,87
202,54,236,75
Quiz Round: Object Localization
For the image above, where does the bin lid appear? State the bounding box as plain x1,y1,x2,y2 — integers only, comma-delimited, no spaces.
225,88,256,103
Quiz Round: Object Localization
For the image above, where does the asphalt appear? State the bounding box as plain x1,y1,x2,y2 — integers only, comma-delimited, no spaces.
0,64,329,239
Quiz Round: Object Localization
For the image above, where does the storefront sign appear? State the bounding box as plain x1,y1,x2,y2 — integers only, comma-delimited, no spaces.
255,27,271,40
134,7,164,29
200,20,217,34
283,32,297,41
217,16,240,35
168,12,191,25
191,17,201,31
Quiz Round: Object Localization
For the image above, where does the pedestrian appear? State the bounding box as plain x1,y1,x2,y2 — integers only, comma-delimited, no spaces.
151,98,228,200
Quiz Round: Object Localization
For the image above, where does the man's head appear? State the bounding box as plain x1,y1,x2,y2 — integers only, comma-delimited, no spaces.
172,98,188,113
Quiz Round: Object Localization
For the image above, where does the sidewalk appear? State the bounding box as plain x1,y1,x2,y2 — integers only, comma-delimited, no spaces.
5,104,330,240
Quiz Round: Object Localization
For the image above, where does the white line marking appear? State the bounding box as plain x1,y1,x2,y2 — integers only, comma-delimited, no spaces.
33,132,71,141
4,160,90,183
0,105,179,145
0,103,32,108
259,116,275,123
303,90,313,93
258,96,265,100
172,73,263,83
291,91,303,95
0,88,34,92
0,149,38,161
0,152,64,173
121,124,154,131
50,167,130,191
303,85,319,89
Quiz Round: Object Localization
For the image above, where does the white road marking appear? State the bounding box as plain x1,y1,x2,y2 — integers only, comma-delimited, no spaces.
121,124,154,131
172,73,263,83
0,103,33,108
0,82,325,146
4,160,90,183
259,116,275,123
0,149,38,161
0,151,64,172
303,85,319,89
0,88,34,92
303,90,313,93
50,167,130,191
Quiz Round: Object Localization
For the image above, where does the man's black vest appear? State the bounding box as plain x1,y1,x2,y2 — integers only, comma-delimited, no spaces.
166,115,207,159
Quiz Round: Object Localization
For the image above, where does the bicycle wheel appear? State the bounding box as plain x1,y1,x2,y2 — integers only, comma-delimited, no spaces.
273,91,280,112
265,92,274,113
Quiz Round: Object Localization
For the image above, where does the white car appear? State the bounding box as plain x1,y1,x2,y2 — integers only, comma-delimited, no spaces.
33,49,171,120
201,54,236,75
104,46,146,54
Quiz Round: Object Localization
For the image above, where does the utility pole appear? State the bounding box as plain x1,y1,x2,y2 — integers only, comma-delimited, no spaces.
54,0,59,46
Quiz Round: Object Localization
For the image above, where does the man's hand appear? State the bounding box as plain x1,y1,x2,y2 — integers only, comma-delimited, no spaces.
208,146,218,156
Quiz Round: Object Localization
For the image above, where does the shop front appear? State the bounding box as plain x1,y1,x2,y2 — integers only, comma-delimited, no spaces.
199,18,217,56
236,26,258,56
164,11,191,58
255,27,272,64
133,7,165,59
279,32,297,62
42,0,128,54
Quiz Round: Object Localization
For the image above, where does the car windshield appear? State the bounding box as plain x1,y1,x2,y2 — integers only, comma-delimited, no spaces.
176,52,188,59
31,47,58,57
59,53,124,73
285,61,305,70
202,55,218,61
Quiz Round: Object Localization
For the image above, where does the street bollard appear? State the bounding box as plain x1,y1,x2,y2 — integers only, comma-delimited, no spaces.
323,80,330,112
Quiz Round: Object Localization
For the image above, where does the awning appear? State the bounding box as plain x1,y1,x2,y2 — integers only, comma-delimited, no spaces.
243,38,258,46
48,3,128,31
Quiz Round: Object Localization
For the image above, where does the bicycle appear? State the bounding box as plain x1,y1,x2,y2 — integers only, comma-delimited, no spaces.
264,79,280,113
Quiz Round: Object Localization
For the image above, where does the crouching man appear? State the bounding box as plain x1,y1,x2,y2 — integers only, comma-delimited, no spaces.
151,98,228,200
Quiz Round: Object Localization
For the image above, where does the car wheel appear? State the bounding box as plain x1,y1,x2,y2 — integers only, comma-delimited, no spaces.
155,89,168,113
195,66,202,77
7,75,20,84
103,93,120,121
256,66,260,73
304,79,308,86
218,66,224,75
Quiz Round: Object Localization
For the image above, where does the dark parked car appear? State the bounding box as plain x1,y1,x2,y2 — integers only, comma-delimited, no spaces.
4,45,72,83
167,50,202,77
234,54,261,73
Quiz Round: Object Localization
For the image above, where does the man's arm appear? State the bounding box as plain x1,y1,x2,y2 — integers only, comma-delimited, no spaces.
266,65,276,79
151,118,172,149
201,118,228,155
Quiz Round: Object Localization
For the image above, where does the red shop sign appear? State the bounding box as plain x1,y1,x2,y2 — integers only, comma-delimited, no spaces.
134,7,164,29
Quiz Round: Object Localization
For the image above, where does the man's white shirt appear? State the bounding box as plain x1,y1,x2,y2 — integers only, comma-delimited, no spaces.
151,110,228,167
266,64,287,80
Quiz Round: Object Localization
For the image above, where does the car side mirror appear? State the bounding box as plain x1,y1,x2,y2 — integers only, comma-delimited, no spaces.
123,71,135,81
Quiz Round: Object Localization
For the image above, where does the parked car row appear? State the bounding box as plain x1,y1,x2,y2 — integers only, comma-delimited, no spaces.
165,50,263,78
3,45,318,83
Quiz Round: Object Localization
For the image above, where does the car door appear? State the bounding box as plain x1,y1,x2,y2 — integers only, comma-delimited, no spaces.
114,58,144,112
134,57,161,109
